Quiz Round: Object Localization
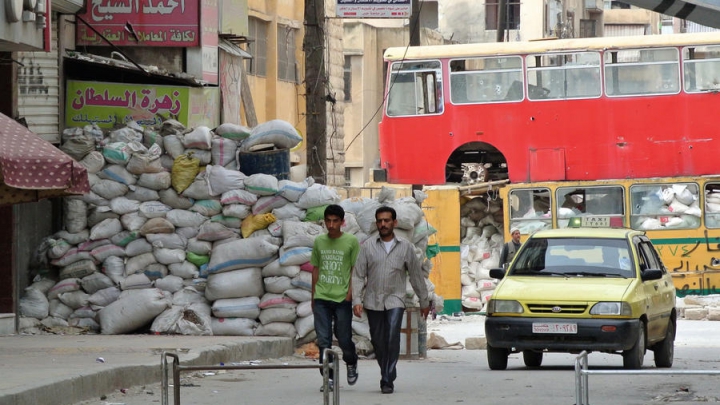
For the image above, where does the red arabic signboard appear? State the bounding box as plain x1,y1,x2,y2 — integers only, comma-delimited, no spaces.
77,0,200,47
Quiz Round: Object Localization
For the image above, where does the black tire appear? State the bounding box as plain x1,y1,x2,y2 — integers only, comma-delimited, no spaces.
523,350,543,368
487,344,509,370
654,319,675,368
623,322,645,369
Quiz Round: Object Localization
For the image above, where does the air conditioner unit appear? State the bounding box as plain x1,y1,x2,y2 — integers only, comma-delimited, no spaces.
52,0,83,14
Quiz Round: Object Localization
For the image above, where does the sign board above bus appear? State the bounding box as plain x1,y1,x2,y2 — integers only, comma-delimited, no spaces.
336,0,411,18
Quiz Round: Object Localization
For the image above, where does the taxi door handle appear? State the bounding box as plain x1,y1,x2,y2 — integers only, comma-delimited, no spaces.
654,284,659,291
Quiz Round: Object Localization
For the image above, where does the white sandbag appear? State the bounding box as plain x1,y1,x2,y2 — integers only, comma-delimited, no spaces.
254,322,296,338
177,227,200,239
259,307,297,325
210,214,241,228
197,222,237,242
211,136,239,166
147,233,187,250
258,293,297,309
19,287,49,319
182,175,214,200
284,288,312,302
137,172,172,190
168,261,200,279
151,305,183,334
126,186,160,202
278,179,309,202
80,151,105,174
99,288,171,334
48,238,72,259
252,195,289,215
91,179,129,200
88,286,121,307
64,199,88,234
87,209,119,228
166,209,208,228
212,296,261,319
101,256,125,284
139,217,175,235
279,247,312,266
183,126,213,150
155,275,184,293
58,290,90,309
240,120,302,151
211,317,257,336
187,238,212,255
190,199,223,217
55,230,90,245
108,127,142,144
90,218,123,241
49,299,73,319
205,238,279,275
69,317,100,332
389,197,424,230
29,278,55,295
126,152,164,175
261,259,301,278
102,142,131,165
163,134,185,159
154,248,186,265
272,204,306,221
221,189,258,206
215,123,251,140
139,201,172,218
243,174,279,196
296,300,312,317
78,238,110,252
40,317,69,329
99,165,137,186
51,248,92,267
352,319,371,339
296,184,340,209
81,272,115,294
111,231,140,247
263,276,293,294
173,286,208,306
70,306,97,320
282,221,323,249
205,268,264,301
125,252,157,275
223,204,252,219
295,315,314,338
668,199,689,213
290,271,312,291
144,263,169,280
267,221,283,237
159,188,194,209
120,273,154,290
356,199,383,233
125,239,153,257
205,165,245,196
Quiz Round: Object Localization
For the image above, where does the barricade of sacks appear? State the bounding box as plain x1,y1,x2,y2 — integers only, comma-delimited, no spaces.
17,119,441,354
459,195,503,312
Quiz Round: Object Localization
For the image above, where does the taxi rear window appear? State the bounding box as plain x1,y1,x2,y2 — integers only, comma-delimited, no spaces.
510,238,634,278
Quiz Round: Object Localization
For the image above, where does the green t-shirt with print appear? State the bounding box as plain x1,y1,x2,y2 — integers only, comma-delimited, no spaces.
311,232,360,303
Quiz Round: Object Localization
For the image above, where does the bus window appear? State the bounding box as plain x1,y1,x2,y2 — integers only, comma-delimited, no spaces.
556,186,625,228
509,188,552,234
526,52,601,100
683,45,720,93
705,183,720,228
386,60,443,117
604,47,680,97
630,183,700,230
449,56,523,104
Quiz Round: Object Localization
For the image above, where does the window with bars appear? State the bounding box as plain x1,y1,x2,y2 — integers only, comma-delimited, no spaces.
344,56,352,101
485,1,521,30
278,25,298,83
246,18,267,77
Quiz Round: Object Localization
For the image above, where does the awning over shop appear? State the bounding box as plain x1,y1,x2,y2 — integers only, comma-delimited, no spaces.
0,113,89,205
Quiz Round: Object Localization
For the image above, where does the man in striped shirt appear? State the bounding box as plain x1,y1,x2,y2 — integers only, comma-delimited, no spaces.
352,206,430,394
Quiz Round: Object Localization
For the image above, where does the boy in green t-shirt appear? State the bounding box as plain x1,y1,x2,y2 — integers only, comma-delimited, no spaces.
311,204,360,392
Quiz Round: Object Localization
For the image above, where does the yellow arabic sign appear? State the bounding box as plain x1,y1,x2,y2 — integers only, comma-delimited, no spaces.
66,80,190,128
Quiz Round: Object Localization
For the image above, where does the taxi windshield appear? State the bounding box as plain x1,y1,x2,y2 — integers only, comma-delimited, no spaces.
510,237,635,278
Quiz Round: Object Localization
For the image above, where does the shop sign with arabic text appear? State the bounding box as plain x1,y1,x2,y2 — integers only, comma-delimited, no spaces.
66,80,190,128
336,0,411,18
77,0,199,47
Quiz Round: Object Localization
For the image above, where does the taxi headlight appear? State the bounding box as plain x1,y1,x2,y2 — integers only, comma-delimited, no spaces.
590,302,632,316
487,300,523,315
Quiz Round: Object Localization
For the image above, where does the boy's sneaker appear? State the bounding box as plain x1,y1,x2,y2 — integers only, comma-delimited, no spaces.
347,364,358,385
320,379,334,392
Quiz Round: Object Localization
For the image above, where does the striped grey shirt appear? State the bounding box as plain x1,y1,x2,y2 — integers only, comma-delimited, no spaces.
352,235,429,310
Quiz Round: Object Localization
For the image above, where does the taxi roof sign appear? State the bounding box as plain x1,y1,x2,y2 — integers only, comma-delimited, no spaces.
568,216,615,228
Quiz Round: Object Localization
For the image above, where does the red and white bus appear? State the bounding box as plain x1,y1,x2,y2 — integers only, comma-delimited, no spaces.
378,32,720,185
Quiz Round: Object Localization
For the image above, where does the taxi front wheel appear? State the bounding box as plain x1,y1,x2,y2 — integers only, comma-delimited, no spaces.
623,322,646,369
487,343,509,370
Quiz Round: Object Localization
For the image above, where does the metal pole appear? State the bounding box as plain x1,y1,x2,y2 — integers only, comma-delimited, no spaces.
333,350,340,405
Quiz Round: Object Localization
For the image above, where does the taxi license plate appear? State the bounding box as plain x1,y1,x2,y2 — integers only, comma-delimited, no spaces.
532,323,577,334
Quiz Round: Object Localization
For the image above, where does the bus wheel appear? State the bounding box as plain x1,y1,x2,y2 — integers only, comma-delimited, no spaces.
487,344,509,370
523,350,543,368
623,322,645,369
654,319,675,368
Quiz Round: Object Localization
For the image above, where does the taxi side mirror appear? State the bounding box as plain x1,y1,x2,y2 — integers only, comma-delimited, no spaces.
641,268,663,282
489,268,505,280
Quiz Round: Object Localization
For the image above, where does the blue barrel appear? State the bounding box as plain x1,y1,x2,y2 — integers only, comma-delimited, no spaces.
238,148,290,180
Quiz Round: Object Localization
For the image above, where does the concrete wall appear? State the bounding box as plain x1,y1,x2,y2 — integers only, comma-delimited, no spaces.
324,0,345,187
0,0,46,51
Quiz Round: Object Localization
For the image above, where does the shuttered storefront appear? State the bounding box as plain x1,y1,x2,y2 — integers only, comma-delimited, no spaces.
18,15,60,144
604,24,647,37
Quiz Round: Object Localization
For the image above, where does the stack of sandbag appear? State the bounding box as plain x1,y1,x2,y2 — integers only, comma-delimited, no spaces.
19,121,442,349
458,195,503,312
632,184,701,230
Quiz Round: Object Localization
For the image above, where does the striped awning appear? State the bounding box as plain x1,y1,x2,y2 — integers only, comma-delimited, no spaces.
0,113,89,205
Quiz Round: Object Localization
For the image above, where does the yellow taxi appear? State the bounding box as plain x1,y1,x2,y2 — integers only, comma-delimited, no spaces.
484,222,676,370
